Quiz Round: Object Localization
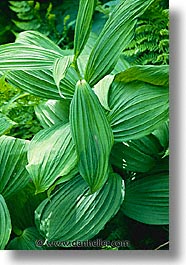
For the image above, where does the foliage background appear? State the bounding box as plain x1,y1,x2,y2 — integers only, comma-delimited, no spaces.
0,0,169,250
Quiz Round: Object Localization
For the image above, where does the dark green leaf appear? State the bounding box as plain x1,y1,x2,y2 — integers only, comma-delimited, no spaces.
35,173,124,242
70,80,114,193
0,135,30,199
0,194,12,250
26,124,77,193
122,173,169,225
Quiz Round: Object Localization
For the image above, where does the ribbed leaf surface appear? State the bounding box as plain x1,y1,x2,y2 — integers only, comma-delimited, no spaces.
115,65,169,87
122,173,169,225
85,0,155,86
0,195,12,250
6,227,45,250
74,0,96,59
35,173,125,242
70,80,114,193
0,43,62,70
111,134,163,173
35,99,70,128
108,81,169,142
26,124,77,193
0,135,30,199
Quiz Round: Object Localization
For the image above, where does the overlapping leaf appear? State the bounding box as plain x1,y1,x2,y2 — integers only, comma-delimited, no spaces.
35,173,125,242
85,0,155,86
0,135,30,199
110,134,164,173
35,99,70,128
74,0,96,59
26,124,77,194
0,195,12,250
6,227,45,250
108,81,169,142
115,65,169,86
122,173,169,225
70,80,114,193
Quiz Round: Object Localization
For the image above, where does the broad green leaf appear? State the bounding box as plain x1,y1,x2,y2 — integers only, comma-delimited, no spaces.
15,30,64,55
0,43,62,70
115,65,169,87
26,124,77,194
6,182,46,232
5,67,79,99
93,75,114,111
0,113,15,136
74,0,96,59
35,173,124,242
110,134,164,173
35,99,70,128
6,227,45,250
85,0,155,86
0,135,30,199
122,173,169,225
152,121,169,150
0,195,12,250
70,80,114,193
53,56,73,97
108,81,169,142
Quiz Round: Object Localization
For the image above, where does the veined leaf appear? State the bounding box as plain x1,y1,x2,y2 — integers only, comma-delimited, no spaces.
0,113,15,136
93,75,114,111
53,56,73,97
70,80,114,193
74,0,96,59
85,0,155,86
15,30,64,55
110,134,163,173
6,227,45,250
115,65,169,86
6,182,47,232
35,173,125,242
35,99,70,128
26,124,77,194
152,121,169,150
0,195,12,250
122,173,169,225
0,135,30,199
108,81,169,142
0,43,62,70
5,67,79,99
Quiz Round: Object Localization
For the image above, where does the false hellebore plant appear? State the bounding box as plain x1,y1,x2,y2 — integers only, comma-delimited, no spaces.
0,0,169,249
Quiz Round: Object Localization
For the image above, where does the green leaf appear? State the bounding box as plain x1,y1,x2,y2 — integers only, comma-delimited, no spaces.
6,227,45,250
35,173,125,242
74,0,96,59
114,65,169,87
0,135,30,199
85,0,155,86
152,121,169,150
70,80,114,193
0,43,62,70
0,194,12,250
121,173,169,225
26,124,77,194
53,56,73,96
6,182,46,232
0,113,15,136
110,134,163,173
5,67,78,100
35,99,70,128
108,81,169,142
15,30,63,55
93,75,114,111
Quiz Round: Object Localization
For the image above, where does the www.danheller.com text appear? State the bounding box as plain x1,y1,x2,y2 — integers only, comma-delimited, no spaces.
35,239,130,248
